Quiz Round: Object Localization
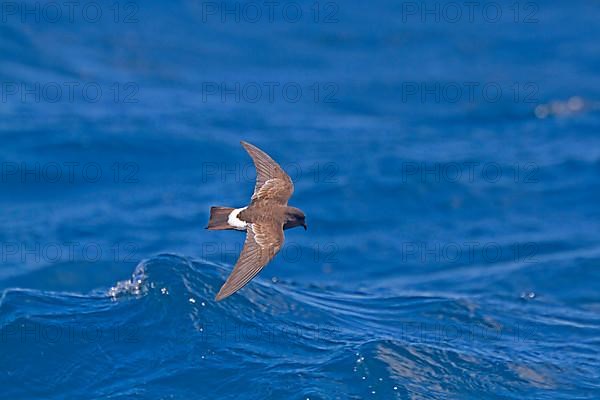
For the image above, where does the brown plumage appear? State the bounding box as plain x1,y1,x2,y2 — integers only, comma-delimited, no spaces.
206,141,307,301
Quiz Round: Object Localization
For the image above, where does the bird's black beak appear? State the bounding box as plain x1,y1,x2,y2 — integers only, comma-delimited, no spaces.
302,223,307,231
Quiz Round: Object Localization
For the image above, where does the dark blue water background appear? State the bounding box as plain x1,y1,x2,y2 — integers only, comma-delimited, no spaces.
1,0,599,398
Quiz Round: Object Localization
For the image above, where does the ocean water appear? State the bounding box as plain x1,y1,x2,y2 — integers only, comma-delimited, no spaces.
1,0,600,398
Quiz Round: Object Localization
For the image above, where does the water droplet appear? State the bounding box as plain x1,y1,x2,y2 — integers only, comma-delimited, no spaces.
534,105,549,119
521,291,536,300
568,96,584,111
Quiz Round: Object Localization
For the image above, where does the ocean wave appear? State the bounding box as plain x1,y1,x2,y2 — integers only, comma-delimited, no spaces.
2,254,597,398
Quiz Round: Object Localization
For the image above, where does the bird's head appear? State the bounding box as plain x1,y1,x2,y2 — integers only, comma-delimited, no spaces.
284,207,307,231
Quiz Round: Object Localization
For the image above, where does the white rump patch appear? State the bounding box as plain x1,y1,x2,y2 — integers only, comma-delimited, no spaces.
227,207,248,229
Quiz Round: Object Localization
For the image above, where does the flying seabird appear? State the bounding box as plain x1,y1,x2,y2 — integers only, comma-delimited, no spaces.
206,141,307,301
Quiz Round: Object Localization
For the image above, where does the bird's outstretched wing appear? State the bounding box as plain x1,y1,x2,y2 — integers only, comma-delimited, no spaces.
215,222,284,301
241,141,294,205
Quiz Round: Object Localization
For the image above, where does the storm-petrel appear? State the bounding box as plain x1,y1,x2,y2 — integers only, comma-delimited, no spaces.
206,141,307,301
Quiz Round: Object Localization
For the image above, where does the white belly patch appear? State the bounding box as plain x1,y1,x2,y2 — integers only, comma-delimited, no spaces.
227,207,248,229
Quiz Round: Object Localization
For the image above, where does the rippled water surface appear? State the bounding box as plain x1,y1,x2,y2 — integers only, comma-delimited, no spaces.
1,0,599,399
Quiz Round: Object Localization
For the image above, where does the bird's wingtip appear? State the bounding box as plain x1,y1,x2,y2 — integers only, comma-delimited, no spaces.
240,140,257,150
215,284,226,301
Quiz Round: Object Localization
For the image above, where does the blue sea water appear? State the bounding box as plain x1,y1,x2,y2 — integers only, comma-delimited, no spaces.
1,0,600,398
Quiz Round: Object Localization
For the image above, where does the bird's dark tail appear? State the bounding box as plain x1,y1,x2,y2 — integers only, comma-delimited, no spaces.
206,206,235,230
